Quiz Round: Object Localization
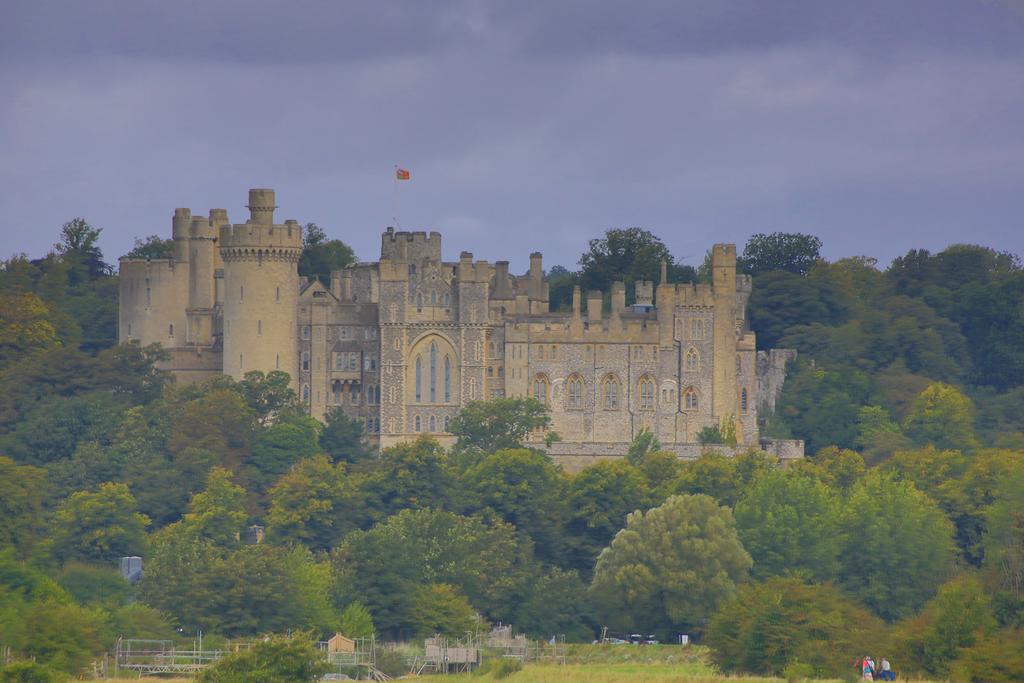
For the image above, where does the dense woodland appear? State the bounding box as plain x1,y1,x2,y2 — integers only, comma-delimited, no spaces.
0,221,1022,681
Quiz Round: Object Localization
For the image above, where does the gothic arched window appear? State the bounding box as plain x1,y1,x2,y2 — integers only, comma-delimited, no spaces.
414,415,421,432
602,374,620,410
685,347,700,372
429,342,438,403
639,376,655,410
567,375,584,410
415,355,422,403
683,387,699,411
416,292,423,312
429,415,436,432
444,356,451,402
532,374,549,405
741,387,749,413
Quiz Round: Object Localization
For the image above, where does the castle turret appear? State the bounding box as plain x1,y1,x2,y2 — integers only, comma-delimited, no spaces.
711,244,739,427
219,190,302,384
172,208,192,263
186,209,227,346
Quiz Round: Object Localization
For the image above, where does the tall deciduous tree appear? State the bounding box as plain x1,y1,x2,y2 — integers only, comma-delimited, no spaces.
448,398,550,458
267,455,361,551
837,472,956,621
739,232,822,276
590,494,752,637
51,483,150,564
298,223,355,286
903,382,980,452
734,470,842,582
320,407,371,464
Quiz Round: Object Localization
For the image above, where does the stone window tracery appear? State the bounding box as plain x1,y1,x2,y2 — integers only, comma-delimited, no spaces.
429,342,438,403
567,375,584,410
532,374,549,405
601,374,620,410
639,376,655,410
685,347,700,372
415,355,422,402
444,356,451,403
683,387,699,411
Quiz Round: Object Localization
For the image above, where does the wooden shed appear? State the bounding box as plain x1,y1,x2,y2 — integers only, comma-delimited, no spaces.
327,633,355,653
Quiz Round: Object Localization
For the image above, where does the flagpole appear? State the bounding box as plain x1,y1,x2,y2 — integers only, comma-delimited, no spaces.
392,165,399,228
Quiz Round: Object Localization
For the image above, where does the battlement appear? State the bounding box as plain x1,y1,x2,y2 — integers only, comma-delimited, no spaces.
380,227,443,262
218,220,302,262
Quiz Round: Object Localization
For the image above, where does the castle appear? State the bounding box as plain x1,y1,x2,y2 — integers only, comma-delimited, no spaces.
119,189,802,463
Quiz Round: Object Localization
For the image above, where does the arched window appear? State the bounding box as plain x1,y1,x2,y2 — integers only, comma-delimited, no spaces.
429,415,436,432
414,415,421,432
602,375,620,410
168,323,174,337
683,387,699,411
444,415,450,432
302,384,310,403
690,318,705,340
429,343,437,403
409,263,417,275
532,375,549,404
302,351,310,371
416,292,423,312
431,291,437,305
567,375,584,410
444,356,451,402
741,387,749,413
415,355,422,402
685,347,699,372
639,377,655,410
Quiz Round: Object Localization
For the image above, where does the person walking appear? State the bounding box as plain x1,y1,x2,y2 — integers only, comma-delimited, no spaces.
880,657,894,681
862,655,875,681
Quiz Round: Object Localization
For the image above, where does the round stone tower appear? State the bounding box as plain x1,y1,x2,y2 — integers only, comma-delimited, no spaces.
218,189,302,385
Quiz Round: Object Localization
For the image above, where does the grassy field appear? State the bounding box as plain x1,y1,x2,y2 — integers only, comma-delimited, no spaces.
431,663,798,682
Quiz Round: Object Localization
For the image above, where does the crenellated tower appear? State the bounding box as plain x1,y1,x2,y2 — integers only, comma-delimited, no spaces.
219,189,302,384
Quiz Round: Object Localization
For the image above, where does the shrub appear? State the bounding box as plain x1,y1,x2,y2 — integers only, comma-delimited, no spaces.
198,636,329,682
476,656,523,678
0,662,62,683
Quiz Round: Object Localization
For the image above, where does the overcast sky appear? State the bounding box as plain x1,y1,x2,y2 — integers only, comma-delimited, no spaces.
2,1,1023,273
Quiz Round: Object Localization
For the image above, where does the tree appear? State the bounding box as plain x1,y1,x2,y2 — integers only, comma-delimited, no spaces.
199,636,330,683
0,458,46,555
903,382,980,452
734,470,842,582
55,218,109,282
854,405,911,464
578,227,679,300
338,601,375,639
237,370,298,424
514,567,593,641
790,446,865,492
298,223,356,286
51,483,150,564
461,448,564,562
0,293,61,369
563,460,650,577
707,578,883,678
357,437,456,524
982,469,1024,626
448,398,551,458
331,509,528,637
590,494,752,638
739,232,822,276
123,235,174,260
746,271,847,348
248,415,322,491
320,407,371,463
170,467,249,546
949,627,1024,683
893,574,996,678
625,428,660,465
837,472,956,621
141,540,335,636
408,583,477,638
267,455,361,551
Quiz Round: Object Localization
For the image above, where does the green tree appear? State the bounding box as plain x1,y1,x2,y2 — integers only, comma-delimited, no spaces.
338,601,375,639
949,627,1024,683
0,458,46,555
448,398,550,458
461,448,564,562
298,223,356,286
563,460,649,577
408,583,477,638
267,455,361,551
51,483,149,564
331,509,528,637
739,232,822,276
893,574,996,678
320,406,371,463
855,405,911,464
590,494,752,638
746,270,847,348
0,293,61,369
357,437,456,523
141,540,335,636
982,469,1024,626
837,472,956,621
578,227,681,301
625,428,661,465
707,577,883,677
122,235,174,260
199,635,330,683
903,382,980,452
166,467,249,546
55,218,109,282
249,415,322,490
734,470,842,582
237,370,298,424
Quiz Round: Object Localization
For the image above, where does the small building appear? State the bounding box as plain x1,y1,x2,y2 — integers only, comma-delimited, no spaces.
327,633,356,654
120,556,143,583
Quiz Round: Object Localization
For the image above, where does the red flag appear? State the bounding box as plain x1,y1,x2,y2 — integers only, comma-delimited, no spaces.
395,168,410,180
